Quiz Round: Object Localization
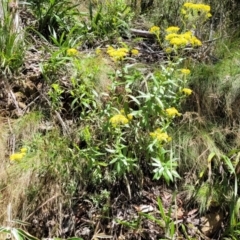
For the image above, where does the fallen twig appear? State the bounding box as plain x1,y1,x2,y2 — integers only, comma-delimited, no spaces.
130,28,154,38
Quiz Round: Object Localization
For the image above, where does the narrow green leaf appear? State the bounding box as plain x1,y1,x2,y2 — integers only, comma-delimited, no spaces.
157,197,167,222
11,228,23,240
207,152,216,163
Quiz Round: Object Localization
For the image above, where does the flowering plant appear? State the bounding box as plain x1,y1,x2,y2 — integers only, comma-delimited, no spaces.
10,148,28,161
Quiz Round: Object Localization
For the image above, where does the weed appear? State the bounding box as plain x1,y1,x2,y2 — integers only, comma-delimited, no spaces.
27,0,79,39
0,0,25,76
0,226,38,240
87,0,133,39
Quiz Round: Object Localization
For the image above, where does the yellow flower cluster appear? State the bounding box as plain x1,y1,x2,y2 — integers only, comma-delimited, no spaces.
165,31,202,48
10,147,27,161
182,88,192,95
166,26,180,33
149,26,160,34
181,68,191,75
183,2,211,13
181,3,212,19
166,107,181,117
109,113,133,127
150,128,172,143
131,49,139,55
107,46,129,61
67,48,78,56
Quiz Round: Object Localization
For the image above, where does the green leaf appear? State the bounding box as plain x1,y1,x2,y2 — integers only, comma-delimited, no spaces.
157,197,167,222
16,228,39,240
207,152,216,163
0,227,10,233
127,94,140,105
222,155,235,174
96,162,108,167
105,148,116,153
11,228,23,240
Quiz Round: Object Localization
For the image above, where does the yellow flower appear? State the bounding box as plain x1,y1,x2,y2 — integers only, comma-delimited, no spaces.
165,31,202,48
165,47,173,54
165,33,179,41
182,3,211,21
119,48,128,53
131,49,139,55
109,114,131,127
166,26,180,33
183,3,210,13
181,9,187,15
120,109,133,120
181,68,191,75
107,46,129,61
207,13,212,18
10,153,25,161
191,36,202,46
149,26,160,34
182,88,193,95
166,107,181,117
182,31,192,41
20,147,27,153
127,114,133,120
150,128,172,143
183,2,194,8
170,37,188,47
67,48,78,56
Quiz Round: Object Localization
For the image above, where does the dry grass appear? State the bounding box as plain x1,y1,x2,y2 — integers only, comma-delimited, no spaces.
0,113,43,225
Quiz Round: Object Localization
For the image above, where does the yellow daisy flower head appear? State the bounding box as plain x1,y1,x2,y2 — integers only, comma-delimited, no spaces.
109,114,131,127
182,88,193,95
183,2,194,8
197,3,211,12
127,114,133,121
182,2,211,21
131,49,139,55
120,109,133,120
149,26,160,34
67,48,78,56
107,46,129,61
120,109,125,114
170,37,188,47
20,147,27,153
207,13,212,18
10,153,25,161
150,128,172,143
166,107,181,117
165,33,179,41
166,26,180,33
181,8,187,15
118,48,128,53
191,36,202,46
181,68,191,75
182,31,192,41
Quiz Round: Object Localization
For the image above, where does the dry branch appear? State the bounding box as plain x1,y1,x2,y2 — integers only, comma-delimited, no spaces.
130,28,155,38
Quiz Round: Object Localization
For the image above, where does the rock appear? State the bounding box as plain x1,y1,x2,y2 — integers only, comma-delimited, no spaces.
200,210,223,237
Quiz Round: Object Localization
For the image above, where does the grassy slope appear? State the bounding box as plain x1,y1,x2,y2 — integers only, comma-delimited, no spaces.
1,0,240,239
